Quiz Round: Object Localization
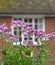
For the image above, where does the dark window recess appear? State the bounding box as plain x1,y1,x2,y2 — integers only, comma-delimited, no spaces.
35,19,37,23
14,31,17,35
35,39,37,42
30,37,32,40
29,25,32,27
29,19,32,23
14,28,17,35
24,19,27,22
14,28,17,30
14,19,17,20
35,25,38,29
14,18,22,20
18,18,22,20
24,37,27,40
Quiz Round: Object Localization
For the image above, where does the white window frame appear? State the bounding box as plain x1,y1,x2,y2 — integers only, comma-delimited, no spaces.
11,17,45,46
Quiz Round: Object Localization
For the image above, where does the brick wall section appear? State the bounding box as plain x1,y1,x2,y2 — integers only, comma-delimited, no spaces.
0,16,11,57
45,17,55,65
0,16,11,31
45,17,55,33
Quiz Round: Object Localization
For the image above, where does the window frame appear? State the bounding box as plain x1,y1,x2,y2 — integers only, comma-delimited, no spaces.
11,17,45,46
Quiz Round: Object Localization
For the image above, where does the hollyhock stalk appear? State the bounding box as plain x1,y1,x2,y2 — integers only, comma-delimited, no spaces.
2,33,4,49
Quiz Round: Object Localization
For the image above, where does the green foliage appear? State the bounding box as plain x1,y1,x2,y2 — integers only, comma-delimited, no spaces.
1,46,33,65
0,25,52,65
0,39,51,65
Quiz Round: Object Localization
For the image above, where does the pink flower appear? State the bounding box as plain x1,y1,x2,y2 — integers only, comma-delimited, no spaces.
21,40,28,47
21,26,34,34
21,40,34,47
45,32,55,41
11,20,26,28
0,23,8,34
51,32,55,40
8,32,18,41
35,30,45,38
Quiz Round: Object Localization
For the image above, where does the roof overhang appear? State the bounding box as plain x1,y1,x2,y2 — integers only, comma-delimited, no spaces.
0,12,55,17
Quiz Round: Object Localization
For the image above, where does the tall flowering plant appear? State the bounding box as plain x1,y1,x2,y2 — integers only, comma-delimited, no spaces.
0,20,55,65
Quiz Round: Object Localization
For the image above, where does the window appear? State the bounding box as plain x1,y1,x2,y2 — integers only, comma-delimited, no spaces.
11,18,45,46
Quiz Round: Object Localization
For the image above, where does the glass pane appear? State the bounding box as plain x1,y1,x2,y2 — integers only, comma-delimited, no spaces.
35,25,38,29
18,18,22,20
35,19,38,23
39,24,43,29
24,37,27,40
34,19,38,31
14,28,17,35
39,19,43,27
14,31,17,35
29,19,32,23
14,18,22,20
14,28,17,30
30,37,32,40
14,19,17,20
24,19,28,22
29,25,32,27
35,38,37,42
39,19,43,23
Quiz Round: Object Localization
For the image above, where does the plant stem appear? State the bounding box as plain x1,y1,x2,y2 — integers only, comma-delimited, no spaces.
2,33,4,49
18,27,22,45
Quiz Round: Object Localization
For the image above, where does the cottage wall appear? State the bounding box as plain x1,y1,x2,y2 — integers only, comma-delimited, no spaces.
45,17,55,65
0,16,11,57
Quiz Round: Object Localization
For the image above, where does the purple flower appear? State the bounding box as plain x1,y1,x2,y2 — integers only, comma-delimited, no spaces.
11,20,26,28
49,32,55,40
21,40,34,47
51,32,55,40
45,32,55,41
8,32,18,41
21,40,28,47
0,23,8,34
35,30,45,38
21,26,34,34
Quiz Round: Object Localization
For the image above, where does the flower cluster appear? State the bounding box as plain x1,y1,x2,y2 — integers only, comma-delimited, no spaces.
21,26,34,34
21,40,34,47
0,23,8,34
35,30,45,38
11,20,26,28
0,20,55,47
8,32,18,42
45,32,55,41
